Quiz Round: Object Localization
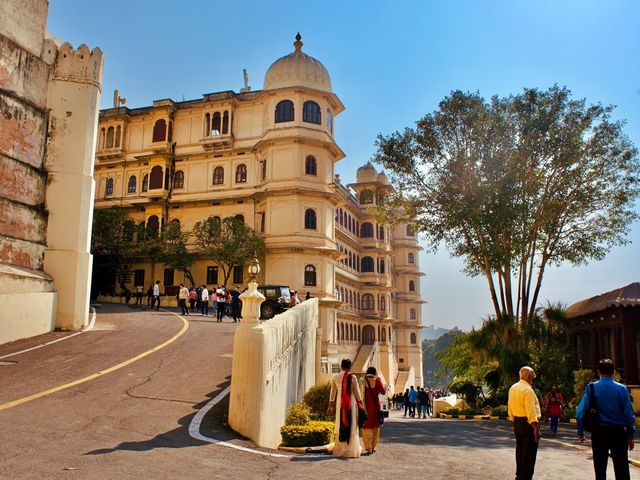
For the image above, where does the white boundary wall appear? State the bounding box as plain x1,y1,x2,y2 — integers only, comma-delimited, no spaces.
228,298,318,449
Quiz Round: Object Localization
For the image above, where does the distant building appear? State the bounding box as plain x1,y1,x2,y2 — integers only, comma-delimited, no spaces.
0,0,103,344
567,282,640,384
92,35,423,392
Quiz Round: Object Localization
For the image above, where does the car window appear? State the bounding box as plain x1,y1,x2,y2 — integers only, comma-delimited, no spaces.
280,288,291,302
265,287,278,299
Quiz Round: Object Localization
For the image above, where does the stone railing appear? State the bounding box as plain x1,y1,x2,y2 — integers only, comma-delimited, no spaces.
228,284,319,449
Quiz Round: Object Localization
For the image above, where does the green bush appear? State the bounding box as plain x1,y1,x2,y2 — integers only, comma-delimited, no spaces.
285,402,311,426
303,382,332,421
444,408,460,416
572,369,595,407
459,407,482,416
563,406,576,419
280,421,334,447
449,379,482,407
490,405,508,417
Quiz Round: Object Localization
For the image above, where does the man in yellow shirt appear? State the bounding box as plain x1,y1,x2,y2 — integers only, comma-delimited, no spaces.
508,366,542,480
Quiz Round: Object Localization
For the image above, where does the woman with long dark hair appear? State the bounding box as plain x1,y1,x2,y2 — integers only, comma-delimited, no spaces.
327,358,363,457
362,366,386,454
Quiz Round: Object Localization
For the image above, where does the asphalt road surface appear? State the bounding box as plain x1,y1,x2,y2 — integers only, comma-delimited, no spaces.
1,304,638,479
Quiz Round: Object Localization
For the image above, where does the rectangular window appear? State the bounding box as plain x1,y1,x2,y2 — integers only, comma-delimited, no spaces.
206,266,218,285
134,269,145,287
261,160,267,180
260,212,265,233
163,268,174,286
233,265,244,284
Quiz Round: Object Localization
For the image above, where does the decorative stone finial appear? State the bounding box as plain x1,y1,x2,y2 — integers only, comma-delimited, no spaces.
294,32,303,53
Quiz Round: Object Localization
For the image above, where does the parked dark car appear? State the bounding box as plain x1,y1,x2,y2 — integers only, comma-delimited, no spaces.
257,285,291,319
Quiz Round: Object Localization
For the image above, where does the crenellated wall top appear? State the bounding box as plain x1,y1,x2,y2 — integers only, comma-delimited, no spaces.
52,42,103,90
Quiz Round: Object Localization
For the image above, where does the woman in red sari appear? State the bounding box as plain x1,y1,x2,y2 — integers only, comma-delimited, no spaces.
362,366,386,454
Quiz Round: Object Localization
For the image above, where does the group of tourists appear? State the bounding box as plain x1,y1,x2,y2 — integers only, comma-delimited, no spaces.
137,281,244,322
391,386,435,418
508,358,635,480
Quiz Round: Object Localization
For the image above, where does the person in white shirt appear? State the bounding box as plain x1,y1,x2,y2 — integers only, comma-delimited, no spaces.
178,283,189,315
152,280,161,311
200,284,209,316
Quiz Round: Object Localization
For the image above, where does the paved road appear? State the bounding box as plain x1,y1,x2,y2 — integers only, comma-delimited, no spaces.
1,304,639,479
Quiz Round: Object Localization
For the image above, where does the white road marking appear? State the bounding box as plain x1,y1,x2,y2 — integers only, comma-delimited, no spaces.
0,307,97,361
188,386,289,458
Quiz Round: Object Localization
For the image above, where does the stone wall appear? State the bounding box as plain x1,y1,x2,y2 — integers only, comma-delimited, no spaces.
228,298,319,449
0,0,103,344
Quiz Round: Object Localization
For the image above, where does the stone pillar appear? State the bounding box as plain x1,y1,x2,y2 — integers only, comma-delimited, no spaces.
43,42,103,330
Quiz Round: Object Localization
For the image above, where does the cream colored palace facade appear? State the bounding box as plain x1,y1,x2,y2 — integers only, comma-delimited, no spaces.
93,35,424,391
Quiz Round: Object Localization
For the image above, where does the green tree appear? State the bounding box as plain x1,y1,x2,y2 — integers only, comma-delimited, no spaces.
192,216,265,285
91,206,136,295
374,86,639,332
154,221,196,287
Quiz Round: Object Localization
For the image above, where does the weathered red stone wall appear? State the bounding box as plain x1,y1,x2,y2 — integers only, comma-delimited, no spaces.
0,0,50,270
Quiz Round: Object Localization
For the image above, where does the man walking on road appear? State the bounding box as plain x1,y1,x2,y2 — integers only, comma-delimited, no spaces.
152,280,161,311
178,284,189,315
200,284,209,316
508,366,542,480
577,358,635,480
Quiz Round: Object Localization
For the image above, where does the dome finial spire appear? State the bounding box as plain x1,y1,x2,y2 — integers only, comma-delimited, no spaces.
294,32,303,53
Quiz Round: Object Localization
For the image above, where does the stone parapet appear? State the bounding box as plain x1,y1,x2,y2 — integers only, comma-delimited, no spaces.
229,298,319,449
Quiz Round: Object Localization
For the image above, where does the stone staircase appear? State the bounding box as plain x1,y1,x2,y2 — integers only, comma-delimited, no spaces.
352,342,377,373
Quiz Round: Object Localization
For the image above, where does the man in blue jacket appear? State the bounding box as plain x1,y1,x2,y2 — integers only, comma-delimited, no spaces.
576,358,635,480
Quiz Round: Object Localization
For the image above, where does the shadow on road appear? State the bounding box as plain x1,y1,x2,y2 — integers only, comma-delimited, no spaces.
84,377,232,455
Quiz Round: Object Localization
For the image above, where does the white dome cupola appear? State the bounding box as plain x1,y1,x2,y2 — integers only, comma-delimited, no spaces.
263,34,332,92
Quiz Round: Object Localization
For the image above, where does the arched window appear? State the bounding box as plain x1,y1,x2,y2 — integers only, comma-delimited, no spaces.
409,280,416,292
173,170,184,189
212,166,224,185
302,101,321,124
234,214,245,223
362,325,375,345
222,110,229,134
377,226,384,240
406,224,415,236
99,128,105,150
359,189,373,204
106,126,114,148
149,165,163,189
361,257,374,272
304,265,316,286
105,177,113,196
305,155,317,175
410,308,416,320
348,251,352,269
357,293,361,309
127,175,136,193
356,255,360,272
142,174,149,192
147,215,160,238
204,113,210,137
379,259,385,274
410,333,417,345
235,164,247,183
350,324,354,342
211,112,221,135
304,209,317,230
115,125,122,148
408,253,415,264
356,222,359,237
338,209,343,225
380,328,387,342
341,323,345,342
380,295,386,311
275,100,294,123
360,222,374,238
358,325,361,342
326,109,333,133
362,294,374,310
152,119,167,142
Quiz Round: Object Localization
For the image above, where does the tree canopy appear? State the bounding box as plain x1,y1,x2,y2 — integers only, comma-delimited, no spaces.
192,216,265,285
374,86,639,328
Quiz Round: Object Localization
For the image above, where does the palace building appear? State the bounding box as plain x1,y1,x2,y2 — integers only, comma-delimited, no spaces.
92,34,424,391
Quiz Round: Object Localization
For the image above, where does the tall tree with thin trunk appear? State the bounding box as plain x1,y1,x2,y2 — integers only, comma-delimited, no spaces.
192,216,265,285
374,86,639,333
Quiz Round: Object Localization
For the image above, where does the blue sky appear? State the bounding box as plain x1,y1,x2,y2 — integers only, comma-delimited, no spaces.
48,0,640,331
